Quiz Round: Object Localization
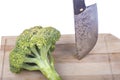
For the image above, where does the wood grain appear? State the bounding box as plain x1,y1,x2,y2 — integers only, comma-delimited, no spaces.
0,36,7,80
1,34,120,80
0,51,4,80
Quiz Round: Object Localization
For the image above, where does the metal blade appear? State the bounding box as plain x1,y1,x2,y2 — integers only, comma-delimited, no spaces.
73,0,98,60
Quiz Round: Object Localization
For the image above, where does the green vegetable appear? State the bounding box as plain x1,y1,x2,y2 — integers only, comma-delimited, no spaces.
9,26,61,80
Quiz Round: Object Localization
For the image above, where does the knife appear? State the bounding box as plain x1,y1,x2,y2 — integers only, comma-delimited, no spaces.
73,0,98,60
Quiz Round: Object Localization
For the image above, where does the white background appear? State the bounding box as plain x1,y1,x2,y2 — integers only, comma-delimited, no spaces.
0,0,120,46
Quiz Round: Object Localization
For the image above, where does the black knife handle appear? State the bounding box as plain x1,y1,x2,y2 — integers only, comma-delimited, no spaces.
73,0,86,15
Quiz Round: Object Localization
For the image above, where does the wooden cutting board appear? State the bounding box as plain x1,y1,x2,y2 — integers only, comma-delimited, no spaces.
1,34,120,80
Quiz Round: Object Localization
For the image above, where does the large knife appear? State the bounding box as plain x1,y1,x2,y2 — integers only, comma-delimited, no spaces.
73,0,98,59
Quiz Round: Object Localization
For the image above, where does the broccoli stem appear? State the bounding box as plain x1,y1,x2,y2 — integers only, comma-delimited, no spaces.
24,46,61,80
48,50,54,68
44,68,61,80
23,57,61,80
37,61,61,80
22,64,39,71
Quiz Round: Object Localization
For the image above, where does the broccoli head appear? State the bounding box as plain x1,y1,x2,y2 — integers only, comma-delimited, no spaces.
9,26,61,80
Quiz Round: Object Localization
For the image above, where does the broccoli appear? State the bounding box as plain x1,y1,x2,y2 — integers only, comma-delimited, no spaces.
9,26,61,80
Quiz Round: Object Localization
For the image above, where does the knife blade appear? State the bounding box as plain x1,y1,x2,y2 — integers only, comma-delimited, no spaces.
73,0,98,60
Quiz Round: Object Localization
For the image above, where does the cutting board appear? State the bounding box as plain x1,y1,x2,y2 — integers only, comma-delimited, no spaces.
1,34,120,80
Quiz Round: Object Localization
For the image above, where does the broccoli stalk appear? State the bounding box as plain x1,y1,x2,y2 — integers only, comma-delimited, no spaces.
9,26,61,80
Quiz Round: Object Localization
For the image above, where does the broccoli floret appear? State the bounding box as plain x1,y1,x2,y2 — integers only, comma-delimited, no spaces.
9,26,61,80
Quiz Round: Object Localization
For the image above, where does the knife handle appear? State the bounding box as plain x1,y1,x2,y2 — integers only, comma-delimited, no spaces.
73,0,86,15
